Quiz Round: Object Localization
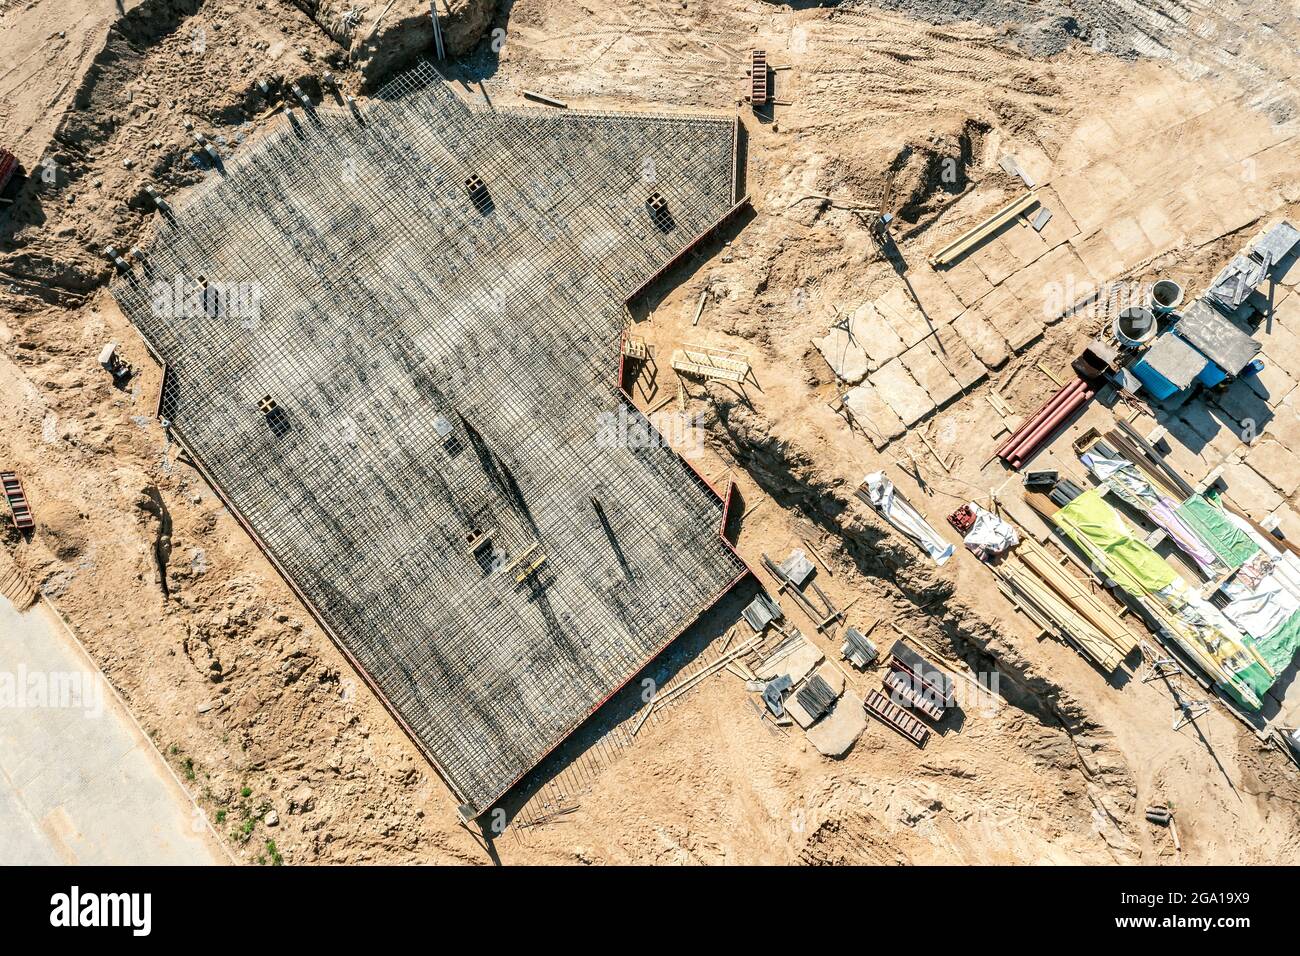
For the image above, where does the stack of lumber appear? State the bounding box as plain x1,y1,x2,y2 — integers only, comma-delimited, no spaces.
998,537,1140,672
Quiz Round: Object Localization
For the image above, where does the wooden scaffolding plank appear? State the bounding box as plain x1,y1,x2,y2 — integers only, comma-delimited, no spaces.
929,190,1039,266
1017,537,1140,655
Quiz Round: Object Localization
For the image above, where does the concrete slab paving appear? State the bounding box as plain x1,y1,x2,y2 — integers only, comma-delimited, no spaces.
1221,459,1284,519
1004,242,1090,314
1244,439,1300,497
1154,412,1219,481
1263,400,1300,448
876,286,936,349
1269,504,1300,545
1103,214,1155,271
1252,314,1300,367
1245,363,1295,406
1136,202,1184,253
844,382,906,449
995,218,1050,268
1273,250,1300,288
813,319,870,384
978,284,1042,353
900,338,963,407
1035,186,1080,249
933,325,989,390
870,358,935,426
1178,404,1245,462
1070,230,1126,284
937,255,995,307
855,302,907,366
952,308,1010,369
972,239,1019,287
905,265,966,325
1216,380,1276,433
0,597,227,865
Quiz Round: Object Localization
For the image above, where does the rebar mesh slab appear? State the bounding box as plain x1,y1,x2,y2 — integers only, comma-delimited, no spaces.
114,63,747,815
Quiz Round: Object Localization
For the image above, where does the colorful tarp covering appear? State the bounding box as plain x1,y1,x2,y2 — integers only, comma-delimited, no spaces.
1051,489,1174,591
1176,493,1259,570
1219,512,1300,676
1052,490,1274,710
1081,456,1227,577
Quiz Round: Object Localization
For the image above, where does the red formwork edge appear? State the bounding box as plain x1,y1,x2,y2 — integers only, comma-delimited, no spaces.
624,196,752,307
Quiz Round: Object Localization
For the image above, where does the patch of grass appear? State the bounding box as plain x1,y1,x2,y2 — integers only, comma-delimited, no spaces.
240,786,252,798
215,809,227,824
265,840,283,866
181,756,196,781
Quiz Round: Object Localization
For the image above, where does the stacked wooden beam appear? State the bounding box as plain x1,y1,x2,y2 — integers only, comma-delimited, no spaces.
0,146,18,195
1,472,34,531
864,689,929,747
998,537,1140,672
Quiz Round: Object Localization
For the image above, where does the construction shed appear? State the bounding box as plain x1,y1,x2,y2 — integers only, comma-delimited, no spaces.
1174,298,1260,380
112,63,749,817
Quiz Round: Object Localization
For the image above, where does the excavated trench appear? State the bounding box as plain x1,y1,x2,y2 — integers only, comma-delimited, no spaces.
703,395,1138,822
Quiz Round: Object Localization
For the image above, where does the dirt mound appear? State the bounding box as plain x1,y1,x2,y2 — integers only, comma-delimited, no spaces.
294,0,499,89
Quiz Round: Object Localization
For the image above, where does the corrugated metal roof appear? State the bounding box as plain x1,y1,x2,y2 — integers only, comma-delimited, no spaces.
1176,299,1260,376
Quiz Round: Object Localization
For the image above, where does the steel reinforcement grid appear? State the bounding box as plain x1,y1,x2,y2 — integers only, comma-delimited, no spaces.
114,61,748,815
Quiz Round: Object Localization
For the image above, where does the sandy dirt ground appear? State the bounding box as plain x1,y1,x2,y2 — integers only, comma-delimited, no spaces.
1,0,1299,864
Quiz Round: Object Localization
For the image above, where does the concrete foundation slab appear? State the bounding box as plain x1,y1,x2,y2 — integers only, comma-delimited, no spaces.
112,63,748,816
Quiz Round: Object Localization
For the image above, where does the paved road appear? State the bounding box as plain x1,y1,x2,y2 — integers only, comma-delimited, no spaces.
0,595,227,865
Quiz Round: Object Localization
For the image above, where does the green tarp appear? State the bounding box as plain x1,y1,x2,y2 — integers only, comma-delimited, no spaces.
1256,613,1300,676
1053,490,1176,593
1176,494,1259,570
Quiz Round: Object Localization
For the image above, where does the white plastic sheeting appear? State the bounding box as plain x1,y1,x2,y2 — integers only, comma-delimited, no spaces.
861,472,954,565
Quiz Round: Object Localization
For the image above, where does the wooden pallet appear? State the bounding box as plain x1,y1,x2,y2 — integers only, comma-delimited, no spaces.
750,50,768,106
622,335,650,361
883,667,945,721
1,472,34,531
670,346,749,384
864,689,930,748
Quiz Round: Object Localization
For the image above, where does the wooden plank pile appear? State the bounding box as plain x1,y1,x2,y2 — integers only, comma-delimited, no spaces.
864,689,929,747
996,536,1140,672
671,344,750,384
749,50,769,106
862,638,953,748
